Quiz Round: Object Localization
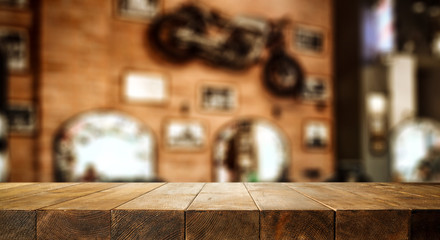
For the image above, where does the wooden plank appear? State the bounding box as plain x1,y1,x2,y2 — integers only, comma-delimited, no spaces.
0,183,123,210
246,183,334,240
378,184,440,239
0,182,34,190
112,183,204,240
0,183,77,240
327,183,440,239
324,183,440,209
374,183,440,199
0,210,35,240
0,183,120,240
0,182,77,201
286,183,411,240
37,183,163,240
411,210,440,240
186,183,259,240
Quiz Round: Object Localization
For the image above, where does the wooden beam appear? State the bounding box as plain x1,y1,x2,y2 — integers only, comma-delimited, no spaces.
186,183,259,240
37,183,163,240
246,183,334,240
0,183,118,240
112,183,204,239
286,183,411,240
327,183,440,239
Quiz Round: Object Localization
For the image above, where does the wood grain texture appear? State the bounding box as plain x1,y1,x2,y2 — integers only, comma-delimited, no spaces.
246,183,334,240
112,183,204,240
323,183,440,210
411,210,440,240
0,210,35,240
0,183,122,210
0,183,438,239
336,210,410,240
0,183,120,240
0,183,77,201
0,183,34,191
373,183,440,199
186,183,259,240
330,183,440,240
37,183,163,240
38,210,109,240
112,210,183,240
0,183,67,240
286,183,411,240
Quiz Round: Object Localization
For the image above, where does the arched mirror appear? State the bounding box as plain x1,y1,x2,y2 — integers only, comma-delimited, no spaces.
391,118,440,182
53,110,157,182
213,118,290,182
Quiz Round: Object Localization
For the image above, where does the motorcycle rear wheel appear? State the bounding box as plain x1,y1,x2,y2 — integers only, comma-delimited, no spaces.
263,50,304,98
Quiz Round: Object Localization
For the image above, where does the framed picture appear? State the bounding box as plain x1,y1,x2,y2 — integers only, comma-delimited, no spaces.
114,0,161,22
121,70,169,105
0,0,28,9
302,119,330,152
163,118,207,151
301,75,329,103
0,27,29,73
198,82,238,113
6,103,35,134
292,24,326,55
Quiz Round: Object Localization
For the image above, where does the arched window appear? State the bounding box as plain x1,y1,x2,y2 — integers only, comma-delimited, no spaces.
53,110,156,182
391,118,440,182
213,118,290,182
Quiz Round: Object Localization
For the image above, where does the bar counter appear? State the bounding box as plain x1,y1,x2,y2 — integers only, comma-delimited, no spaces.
0,182,439,239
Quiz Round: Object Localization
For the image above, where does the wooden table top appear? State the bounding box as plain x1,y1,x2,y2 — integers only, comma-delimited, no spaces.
0,182,439,239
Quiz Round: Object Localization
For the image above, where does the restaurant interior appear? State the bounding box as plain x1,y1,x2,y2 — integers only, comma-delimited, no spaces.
1,0,440,183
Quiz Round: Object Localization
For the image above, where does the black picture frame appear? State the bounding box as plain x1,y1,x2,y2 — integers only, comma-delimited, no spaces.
293,24,326,55
198,82,238,113
0,27,29,73
7,103,35,135
302,119,330,152
301,75,329,103
163,118,207,151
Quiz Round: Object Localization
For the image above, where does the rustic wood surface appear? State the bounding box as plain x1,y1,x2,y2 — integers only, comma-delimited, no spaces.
113,183,204,240
0,183,123,240
186,183,260,240
37,183,163,240
0,182,438,240
246,183,334,240
286,183,411,240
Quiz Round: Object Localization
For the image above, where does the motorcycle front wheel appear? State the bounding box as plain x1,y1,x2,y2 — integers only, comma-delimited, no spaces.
148,10,206,63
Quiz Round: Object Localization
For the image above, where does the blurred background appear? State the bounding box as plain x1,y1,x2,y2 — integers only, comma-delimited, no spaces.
0,0,439,182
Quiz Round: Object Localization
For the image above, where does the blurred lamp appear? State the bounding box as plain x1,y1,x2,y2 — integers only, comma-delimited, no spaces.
367,93,387,116
367,92,388,155
432,32,440,57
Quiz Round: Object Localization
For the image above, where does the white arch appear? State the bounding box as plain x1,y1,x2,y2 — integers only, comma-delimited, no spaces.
53,110,157,182
213,117,290,182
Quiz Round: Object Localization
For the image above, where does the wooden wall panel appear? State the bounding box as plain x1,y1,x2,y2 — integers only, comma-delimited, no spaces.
1,6,36,181
38,0,112,181
33,0,334,181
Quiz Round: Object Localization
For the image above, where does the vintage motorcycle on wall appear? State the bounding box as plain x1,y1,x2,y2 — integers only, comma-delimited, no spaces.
148,3,304,98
